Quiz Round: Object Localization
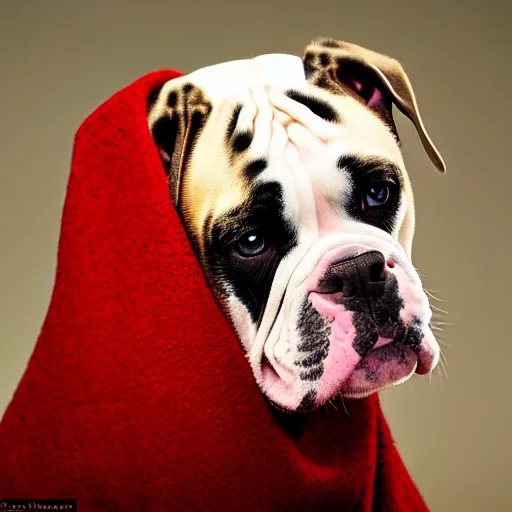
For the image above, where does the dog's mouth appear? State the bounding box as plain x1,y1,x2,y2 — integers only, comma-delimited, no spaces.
255,283,439,412
340,341,418,399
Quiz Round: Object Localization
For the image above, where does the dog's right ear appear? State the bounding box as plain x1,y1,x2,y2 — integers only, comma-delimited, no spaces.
147,81,213,208
304,37,446,174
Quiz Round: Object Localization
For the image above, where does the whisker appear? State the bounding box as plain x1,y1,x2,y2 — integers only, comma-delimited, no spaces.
440,349,449,368
438,352,449,380
424,289,445,302
339,394,352,418
436,338,452,348
434,363,445,386
430,304,450,315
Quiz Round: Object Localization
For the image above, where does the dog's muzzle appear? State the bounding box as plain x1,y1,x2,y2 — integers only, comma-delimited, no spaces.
250,234,439,411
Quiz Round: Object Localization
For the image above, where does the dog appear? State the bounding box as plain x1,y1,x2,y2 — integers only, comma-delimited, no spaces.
147,37,445,412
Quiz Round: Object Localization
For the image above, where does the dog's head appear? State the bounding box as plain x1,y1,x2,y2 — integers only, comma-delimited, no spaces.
148,37,446,412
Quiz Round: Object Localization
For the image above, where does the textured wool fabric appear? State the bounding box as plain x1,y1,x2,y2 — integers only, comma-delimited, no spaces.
0,69,429,511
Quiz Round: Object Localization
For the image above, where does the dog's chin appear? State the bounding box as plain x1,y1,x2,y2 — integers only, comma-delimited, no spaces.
259,343,421,413
340,342,418,399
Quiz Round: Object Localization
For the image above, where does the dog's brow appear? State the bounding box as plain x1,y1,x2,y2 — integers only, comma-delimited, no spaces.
336,155,401,182
210,182,290,247
211,197,267,246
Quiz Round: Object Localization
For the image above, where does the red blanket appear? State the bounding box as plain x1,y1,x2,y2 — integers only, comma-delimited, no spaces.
0,69,429,511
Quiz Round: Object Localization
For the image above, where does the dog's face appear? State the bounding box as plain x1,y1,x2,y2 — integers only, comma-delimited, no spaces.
148,38,446,412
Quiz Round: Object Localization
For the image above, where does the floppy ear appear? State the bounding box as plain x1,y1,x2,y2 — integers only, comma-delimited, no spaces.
304,37,446,173
147,81,213,207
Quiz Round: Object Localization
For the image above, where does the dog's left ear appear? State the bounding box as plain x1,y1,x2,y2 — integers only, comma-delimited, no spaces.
147,81,214,208
304,38,446,173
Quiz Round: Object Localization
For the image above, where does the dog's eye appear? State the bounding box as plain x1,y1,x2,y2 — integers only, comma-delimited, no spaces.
363,182,391,209
235,231,267,258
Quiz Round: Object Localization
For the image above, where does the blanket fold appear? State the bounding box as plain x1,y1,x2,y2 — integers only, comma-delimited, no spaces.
0,69,428,511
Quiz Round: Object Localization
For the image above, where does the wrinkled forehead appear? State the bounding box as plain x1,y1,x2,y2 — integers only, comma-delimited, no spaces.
152,54,407,232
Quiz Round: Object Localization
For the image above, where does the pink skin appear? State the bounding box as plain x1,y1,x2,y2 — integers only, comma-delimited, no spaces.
308,285,415,404
340,345,417,398
347,78,383,110
308,296,360,404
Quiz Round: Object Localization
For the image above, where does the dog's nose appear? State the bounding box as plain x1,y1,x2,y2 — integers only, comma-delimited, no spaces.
319,251,387,299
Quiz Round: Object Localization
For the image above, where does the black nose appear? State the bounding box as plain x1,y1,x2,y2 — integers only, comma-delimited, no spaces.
319,251,387,299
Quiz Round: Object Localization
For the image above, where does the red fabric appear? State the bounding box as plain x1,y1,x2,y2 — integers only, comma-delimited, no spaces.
0,69,429,511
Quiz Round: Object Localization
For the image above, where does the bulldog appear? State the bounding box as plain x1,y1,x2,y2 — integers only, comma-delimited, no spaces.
147,37,446,412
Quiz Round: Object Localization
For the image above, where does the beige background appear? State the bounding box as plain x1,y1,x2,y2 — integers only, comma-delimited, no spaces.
1,0,510,509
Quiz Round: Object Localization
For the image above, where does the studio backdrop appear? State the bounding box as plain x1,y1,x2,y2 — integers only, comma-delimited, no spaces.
0,1,510,511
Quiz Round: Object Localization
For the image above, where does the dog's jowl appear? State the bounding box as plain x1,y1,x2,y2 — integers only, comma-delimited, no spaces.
147,38,446,412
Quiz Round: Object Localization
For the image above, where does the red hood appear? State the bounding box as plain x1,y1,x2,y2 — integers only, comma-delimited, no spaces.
0,69,429,511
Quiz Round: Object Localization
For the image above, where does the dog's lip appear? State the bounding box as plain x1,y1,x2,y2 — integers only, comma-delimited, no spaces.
415,343,437,375
340,343,419,399
341,359,418,399
311,290,346,302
